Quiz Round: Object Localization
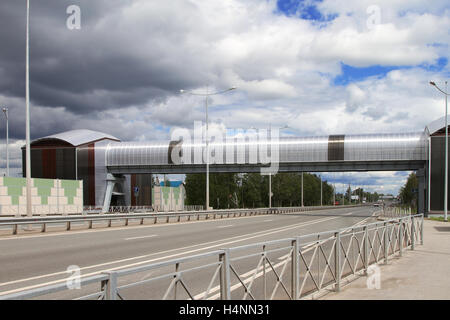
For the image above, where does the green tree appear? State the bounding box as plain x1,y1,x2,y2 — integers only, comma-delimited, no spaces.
186,172,337,209
184,173,239,209
399,173,418,208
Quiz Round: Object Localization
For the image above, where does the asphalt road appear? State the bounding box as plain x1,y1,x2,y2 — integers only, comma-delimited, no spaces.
0,206,378,299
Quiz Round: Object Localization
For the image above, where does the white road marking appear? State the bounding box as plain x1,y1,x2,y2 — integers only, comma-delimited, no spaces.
217,225,233,229
277,253,290,261
0,212,361,295
264,219,273,222
124,235,157,241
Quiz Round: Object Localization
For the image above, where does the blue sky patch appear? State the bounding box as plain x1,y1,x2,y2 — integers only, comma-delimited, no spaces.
334,57,448,86
418,57,448,72
334,63,409,86
276,0,337,22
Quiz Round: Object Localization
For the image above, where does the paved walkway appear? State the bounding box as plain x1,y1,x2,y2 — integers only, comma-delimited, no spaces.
323,219,450,300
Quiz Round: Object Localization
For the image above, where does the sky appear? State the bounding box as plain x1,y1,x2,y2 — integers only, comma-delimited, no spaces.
0,0,449,195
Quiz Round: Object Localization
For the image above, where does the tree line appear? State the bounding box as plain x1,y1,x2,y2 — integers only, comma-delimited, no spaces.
398,172,418,209
184,173,380,209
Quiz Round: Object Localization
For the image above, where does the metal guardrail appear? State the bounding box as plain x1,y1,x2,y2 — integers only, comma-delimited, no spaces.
0,205,362,235
84,204,360,214
379,207,414,218
0,213,423,300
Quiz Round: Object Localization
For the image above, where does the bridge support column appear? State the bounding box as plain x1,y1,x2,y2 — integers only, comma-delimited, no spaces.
417,168,426,216
102,174,126,213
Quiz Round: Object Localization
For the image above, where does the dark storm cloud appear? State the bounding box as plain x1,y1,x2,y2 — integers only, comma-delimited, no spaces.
0,0,209,139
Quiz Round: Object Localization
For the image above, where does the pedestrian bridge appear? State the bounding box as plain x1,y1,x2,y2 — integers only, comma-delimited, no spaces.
105,131,428,174
27,116,450,214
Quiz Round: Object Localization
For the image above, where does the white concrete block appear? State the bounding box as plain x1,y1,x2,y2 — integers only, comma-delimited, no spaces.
48,197,58,205
50,188,58,197
73,197,83,206
0,196,11,205
0,186,7,196
19,196,26,205
32,196,41,205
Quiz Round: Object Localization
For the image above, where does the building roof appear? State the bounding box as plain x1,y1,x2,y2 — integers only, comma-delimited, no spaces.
426,116,450,136
31,129,120,147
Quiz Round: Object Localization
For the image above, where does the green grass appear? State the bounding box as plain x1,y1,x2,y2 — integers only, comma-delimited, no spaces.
428,216,449,222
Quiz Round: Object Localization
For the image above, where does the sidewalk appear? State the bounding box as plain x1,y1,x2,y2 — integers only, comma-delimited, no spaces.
323,219,450,300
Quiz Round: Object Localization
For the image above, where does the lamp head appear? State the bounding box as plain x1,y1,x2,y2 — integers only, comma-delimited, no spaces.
430,81,436,86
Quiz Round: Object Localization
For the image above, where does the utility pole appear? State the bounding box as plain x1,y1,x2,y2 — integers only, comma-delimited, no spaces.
2,107,8,176
320,174,323,206
25,0,32,218
180,86,236,211
269,173,272,208
333,183,336,206
430,81,448,220
301,172,304,207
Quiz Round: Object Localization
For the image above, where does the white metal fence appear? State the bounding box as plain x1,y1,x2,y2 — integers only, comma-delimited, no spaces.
0,213,423,300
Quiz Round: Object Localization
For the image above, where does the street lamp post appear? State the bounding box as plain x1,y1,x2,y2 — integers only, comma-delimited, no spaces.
301,172,304,207
269,173,272,208
25,0,32,217
267,125,289,208
430,81,448,221
2,107,8,177
333,183,336,206
180,86,236,210
320,174,323,206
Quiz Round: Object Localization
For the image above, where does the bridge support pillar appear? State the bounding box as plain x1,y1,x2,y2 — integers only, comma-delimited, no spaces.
102,174,126,213
417,168,426,216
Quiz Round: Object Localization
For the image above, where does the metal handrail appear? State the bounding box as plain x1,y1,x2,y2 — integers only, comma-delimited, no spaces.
0,205,364,235
0,213,423,300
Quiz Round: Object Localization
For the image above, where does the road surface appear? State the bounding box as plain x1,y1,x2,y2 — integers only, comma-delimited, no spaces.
0,206,377,299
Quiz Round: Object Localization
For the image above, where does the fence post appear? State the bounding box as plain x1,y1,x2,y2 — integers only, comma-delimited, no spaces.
363,226,368,274
219,249,231,300
335,231,341,292
102,271,118,300
291,238,300,299
384,222,389,265
399,220,403,257
420,215,424,245
411,216,415,250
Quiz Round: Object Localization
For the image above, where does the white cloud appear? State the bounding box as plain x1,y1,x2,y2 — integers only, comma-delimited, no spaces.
1,0,449,192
